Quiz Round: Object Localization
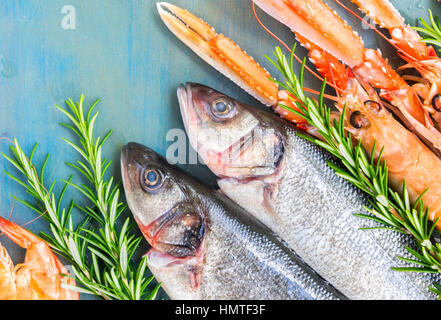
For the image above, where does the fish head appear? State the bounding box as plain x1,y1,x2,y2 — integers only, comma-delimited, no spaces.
178,83,287,219
178,82,286,179
121,142,206,295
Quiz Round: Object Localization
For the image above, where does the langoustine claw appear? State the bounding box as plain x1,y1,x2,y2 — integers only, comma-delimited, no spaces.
253,0,441,154
158,1,441,230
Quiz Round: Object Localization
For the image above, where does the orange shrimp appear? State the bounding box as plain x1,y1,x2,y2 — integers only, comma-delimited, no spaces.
347,0,441,133
0,217,79,300
156,2,322,133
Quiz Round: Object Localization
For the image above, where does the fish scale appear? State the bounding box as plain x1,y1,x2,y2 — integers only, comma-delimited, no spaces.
195,195,338,299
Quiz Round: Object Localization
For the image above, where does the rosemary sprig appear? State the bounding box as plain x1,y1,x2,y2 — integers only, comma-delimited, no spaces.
413,9,441,50
2,95,160,300
267,47,441,292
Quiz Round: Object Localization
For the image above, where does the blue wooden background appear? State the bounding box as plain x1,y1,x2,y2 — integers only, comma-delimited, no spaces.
0,0,440,299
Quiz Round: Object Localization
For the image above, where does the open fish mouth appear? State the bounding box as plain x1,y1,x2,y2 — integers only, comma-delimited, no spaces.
137,201,205,258
139,200,206,290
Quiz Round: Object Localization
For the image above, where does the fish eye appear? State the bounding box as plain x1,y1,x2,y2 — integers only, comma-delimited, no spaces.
141,168,164,192
210,98,235,119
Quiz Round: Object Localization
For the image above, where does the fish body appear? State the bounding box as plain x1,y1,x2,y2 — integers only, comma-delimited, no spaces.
177,83,440,300
121,142,345,300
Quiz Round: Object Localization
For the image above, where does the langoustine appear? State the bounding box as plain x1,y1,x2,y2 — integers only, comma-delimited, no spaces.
349,0,441,129
252,0,441,226
0,217,79,300
157,1,441,228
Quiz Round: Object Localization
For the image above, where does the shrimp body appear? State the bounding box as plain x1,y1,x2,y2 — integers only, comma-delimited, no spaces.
0,217,79,300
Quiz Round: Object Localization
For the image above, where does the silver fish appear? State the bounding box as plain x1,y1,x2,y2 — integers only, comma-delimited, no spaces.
121,142,345,300
177,82,440,300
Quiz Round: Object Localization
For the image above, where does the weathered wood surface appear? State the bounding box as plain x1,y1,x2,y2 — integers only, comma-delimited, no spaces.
0,0,440,298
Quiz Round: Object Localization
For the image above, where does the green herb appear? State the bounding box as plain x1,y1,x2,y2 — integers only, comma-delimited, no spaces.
413,9,441,50
2,95,160,300
267,46,441,294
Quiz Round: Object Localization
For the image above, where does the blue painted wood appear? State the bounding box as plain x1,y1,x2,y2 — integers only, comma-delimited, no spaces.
0,0,440,299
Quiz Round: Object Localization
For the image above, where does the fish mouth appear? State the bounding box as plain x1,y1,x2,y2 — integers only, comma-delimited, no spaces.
177,83,201,150
207,129,255,173
138,200,205,260
138,198,206,290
